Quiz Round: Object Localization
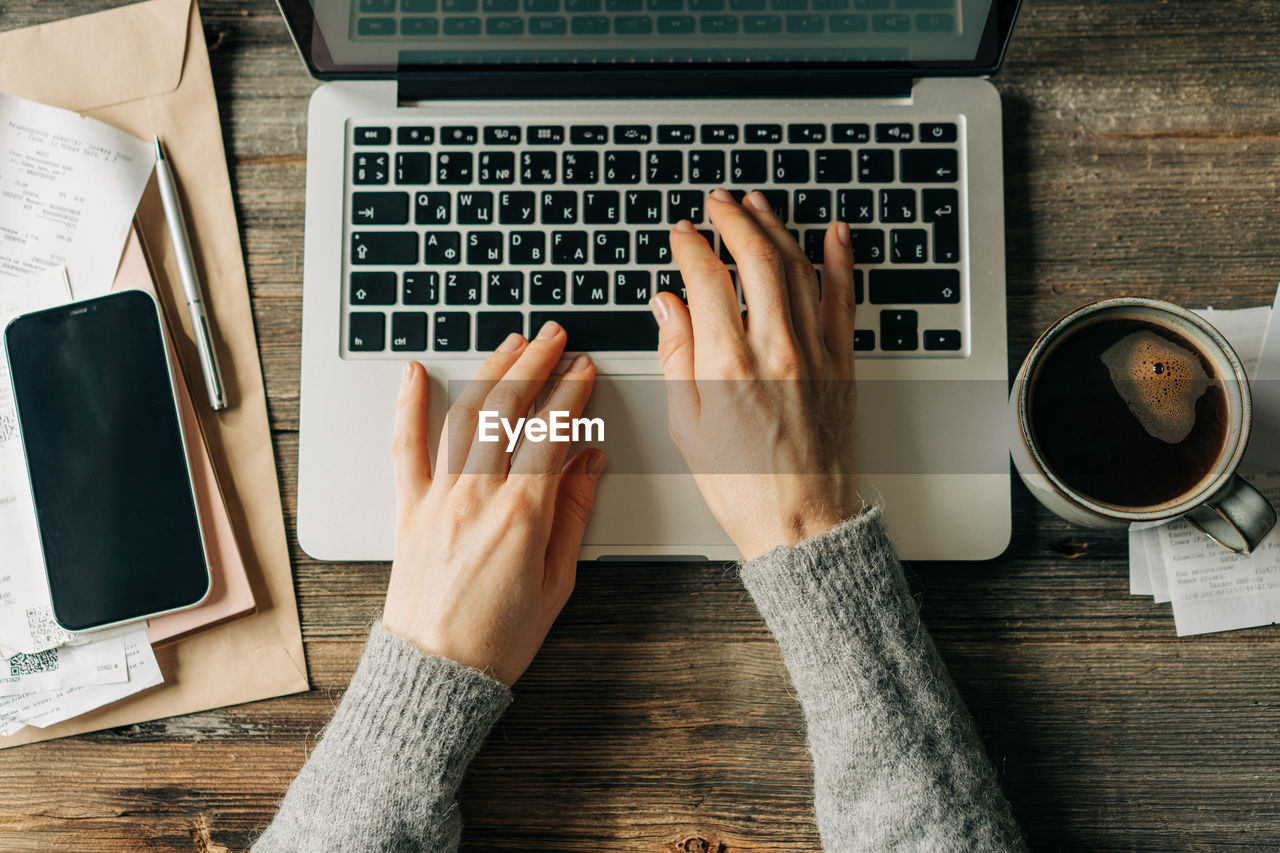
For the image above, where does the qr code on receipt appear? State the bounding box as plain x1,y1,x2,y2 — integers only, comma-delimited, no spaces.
9,647,58,677
26,607,72,651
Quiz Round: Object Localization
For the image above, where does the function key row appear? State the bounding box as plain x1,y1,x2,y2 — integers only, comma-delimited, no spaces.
354,122,957,147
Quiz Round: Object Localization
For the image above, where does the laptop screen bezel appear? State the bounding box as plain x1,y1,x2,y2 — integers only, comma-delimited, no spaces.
276,0,1023,89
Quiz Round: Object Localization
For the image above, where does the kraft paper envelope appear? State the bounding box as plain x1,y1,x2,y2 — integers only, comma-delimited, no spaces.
0,0,309,748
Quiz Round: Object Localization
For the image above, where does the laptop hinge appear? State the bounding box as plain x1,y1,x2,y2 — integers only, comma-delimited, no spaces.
396,70,913,103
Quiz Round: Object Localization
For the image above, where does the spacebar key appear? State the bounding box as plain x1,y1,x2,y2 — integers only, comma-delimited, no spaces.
530,311,658,351
869,269,960,304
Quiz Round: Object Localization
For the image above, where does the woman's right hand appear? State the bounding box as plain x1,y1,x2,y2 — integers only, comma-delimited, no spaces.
651,189,864,561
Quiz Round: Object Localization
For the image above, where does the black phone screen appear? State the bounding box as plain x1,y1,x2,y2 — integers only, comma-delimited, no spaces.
4,290,210,631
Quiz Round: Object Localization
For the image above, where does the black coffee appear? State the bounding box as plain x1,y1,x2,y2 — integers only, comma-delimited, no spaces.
1029,316,1230,508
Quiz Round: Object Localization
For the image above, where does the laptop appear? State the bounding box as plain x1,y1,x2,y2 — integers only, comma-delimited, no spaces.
277,0,1023,561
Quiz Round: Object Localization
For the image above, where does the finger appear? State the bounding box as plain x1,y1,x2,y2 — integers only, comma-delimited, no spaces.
437,332,529,483
542,449,607,604
669,198,745,347
707,191,793,345
392,361,432,505
820,220,857,372
650,291,701,434
462,321,567,477
740,190,823,360
509,353,597,479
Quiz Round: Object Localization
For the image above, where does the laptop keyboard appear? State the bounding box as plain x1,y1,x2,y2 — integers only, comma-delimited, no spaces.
343,116,966,357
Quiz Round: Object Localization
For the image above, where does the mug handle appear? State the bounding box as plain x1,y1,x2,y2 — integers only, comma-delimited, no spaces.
1185,474,1278,554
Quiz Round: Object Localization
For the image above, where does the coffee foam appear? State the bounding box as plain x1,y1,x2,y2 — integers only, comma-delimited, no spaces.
1100,330,1209,444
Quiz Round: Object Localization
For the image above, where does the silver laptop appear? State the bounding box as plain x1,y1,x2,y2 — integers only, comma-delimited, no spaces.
278,0,1022,561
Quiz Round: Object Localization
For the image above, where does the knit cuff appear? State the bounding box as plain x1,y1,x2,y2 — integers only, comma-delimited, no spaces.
322,624,513,782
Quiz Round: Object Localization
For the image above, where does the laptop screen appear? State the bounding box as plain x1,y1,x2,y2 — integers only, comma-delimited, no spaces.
279,0,1019,77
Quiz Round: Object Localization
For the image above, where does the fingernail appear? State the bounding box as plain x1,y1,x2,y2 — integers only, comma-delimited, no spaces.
569,353,591,372
674,219,696,233
710,187,734,203
536,320,561,340
837,221,851,248
745,191,772,212
402,361,415,387
649,296,669,327
587,452,608,481
498,332,525,352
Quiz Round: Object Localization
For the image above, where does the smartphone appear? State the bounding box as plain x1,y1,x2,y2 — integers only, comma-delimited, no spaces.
4,289,211,632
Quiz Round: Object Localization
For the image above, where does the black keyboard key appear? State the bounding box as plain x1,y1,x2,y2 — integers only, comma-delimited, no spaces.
880,188,916,222
509,230,546,264
920,122,957,143
484,125,522,144
626,191,664,224
836,189,874,223
923,188,960,263
391,312,428,352
525,0,558,11
356,17,396,35
529,125,565,144
745,124,783,143
772,0,804,8
701,124,739,144
583,190,620,223
441,125,478,144
443,16,483,34
872,12,909,32
352,192,409,225
731,150,767,184
529,15,568,32
757,189,788,220
656,269,686,302
552,230,588,263
854,269,864,303
916,13,954,32
395,153,431,184
521,151,557,184
890,229,927,263
647,151,683,183
787,123,826,144
732,0,766,8
542,191,579,224
636,230,672,263
349,312,385,351
350,271,397,304
499,190,536,224
924,329,961,351
423,231,461,264
404,271,439,304
853,329,874,351
657,124,696,144
353,152,389,185
688,150,725,184
403,0,438,9
434,312,470,351
744,14,782,31
773,150,809,183
881,331,917,351
478,152,515,184
901,148,958,182
794,189,831,223
402,16,441,34
615,270,651,304
354,126,391,145
567,0,601,9
701,14,739,32
667,189,703,224
857,149,894,182
486,16,524,33
530,311,658,350
875,122,913,143
571,14,610,32
477,312,524,351
615,15,654,32
814,149,852,184
614,125,652,144
605,151,642,184
562,151,599,184
486,270,524,304
457,190,494,224
593,230,630,264
436,151,473,184
850,229,883,264
415,191,452,224
832,123,870,143
570,125,609,144
467,230,503,264
869,269,959,304
352,231,417,265
398,126,435,145
692,0,725,9
445,271,482,304
786,14,824,32
530,271,567,304
572,271,610,304
802,230,825,264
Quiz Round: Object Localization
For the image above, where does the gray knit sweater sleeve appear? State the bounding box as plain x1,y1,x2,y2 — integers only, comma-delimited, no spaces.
739,506,1025,852
252,623,511,853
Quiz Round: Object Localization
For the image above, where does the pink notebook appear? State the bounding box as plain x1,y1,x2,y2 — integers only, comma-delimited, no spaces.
112,227,256,646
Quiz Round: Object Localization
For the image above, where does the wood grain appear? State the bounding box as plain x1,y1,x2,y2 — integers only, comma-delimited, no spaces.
2,1,1280,850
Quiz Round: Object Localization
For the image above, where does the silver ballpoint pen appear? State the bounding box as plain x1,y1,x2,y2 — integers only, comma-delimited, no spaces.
153,136,228,411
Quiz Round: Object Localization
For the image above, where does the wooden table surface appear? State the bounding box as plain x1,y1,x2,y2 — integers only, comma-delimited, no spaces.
3,1,1280,850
